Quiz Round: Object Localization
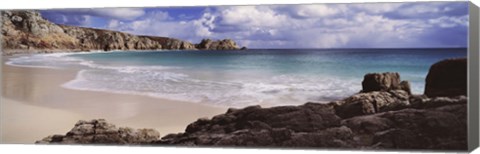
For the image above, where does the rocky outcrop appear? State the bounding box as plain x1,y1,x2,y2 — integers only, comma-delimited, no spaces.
341,104,466,150
153,99,466,150
152,71,466,150
1,10,242,55
361,72,411,94
195,39,240,50
36,119,160,144
425,58,467,97
333,72,413,118
334,90,410,118
35,58,468,150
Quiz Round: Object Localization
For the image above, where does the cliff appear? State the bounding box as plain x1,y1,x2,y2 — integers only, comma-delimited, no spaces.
36,58,468,151
1,10,242,55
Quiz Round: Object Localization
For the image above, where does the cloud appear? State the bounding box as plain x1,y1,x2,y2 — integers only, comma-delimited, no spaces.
104,10,207,42
428,15,468,28
40,8,146,27
41,2,468,48
383,2,468,19
214,6,290,29
41,11,92,26
43,8,145,20
351,3,403,14
86,8,146,20
285,4,347,18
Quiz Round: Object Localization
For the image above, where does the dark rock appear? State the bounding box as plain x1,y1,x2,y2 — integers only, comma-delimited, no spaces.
369,105,467,150
424,58,467,97
361,72,410,93
156,97,466,150
283,126,354,148
36,119,160,144
399,81,411,95
410,95,467,109
181,104,341,135
341,116,393,134
185,118,211,134
36,95,467,150
372,128,429,149
334,90,410,118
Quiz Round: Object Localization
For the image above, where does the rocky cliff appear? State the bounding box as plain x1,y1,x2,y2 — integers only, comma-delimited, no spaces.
1,10,242,55
36,58,468,151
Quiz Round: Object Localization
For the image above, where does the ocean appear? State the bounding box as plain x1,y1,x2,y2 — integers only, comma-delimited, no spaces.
6,48,467,107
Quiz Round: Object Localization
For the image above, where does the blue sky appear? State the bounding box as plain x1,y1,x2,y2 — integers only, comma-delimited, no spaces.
40,2,468,48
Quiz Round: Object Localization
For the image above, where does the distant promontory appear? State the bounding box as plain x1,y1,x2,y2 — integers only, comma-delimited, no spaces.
1,11,245,55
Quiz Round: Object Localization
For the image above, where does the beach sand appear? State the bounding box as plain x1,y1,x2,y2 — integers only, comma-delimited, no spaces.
1,60,227,144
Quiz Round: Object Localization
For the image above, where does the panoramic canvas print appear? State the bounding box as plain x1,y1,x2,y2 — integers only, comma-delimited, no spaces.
0,1,470,151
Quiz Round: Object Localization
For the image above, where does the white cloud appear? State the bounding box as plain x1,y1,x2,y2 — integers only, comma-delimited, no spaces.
192,12,215,37
428,15,468,28
60,14,92,26
45,8,146,21
89,8,145,20
107,20,120,29
288,4,345,18
97,2,467,48
216,6,289,28
352,3,403,14
105,11,206,43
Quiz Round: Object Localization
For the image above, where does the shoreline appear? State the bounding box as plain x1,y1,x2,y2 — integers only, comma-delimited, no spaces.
1,58,227,143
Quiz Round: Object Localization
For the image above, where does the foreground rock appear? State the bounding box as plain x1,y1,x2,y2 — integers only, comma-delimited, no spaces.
334,90,410,118
36,119,160,144
155,103,466,150
153,63,467,150
1,11,241,55
425,58,467,97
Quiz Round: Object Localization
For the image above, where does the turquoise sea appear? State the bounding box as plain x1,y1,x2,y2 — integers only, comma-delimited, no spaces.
7,48,467,107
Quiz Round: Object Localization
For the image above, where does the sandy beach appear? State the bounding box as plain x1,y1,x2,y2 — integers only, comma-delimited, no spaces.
1,57,226,144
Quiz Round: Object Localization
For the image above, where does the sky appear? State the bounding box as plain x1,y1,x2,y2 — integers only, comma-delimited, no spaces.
40,2,469,49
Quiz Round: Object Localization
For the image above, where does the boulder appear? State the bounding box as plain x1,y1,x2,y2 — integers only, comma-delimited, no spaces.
334,90,410,118
424,58,467,97
36,119,160,144
361,72,411,94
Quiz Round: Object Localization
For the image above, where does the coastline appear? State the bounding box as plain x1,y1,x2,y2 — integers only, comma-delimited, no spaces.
1,57,226,143
1,54,469,150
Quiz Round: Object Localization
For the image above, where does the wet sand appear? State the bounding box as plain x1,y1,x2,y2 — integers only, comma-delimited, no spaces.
1,59,227,143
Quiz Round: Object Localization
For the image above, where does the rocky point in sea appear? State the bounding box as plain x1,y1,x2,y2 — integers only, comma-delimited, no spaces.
36,58,468,151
